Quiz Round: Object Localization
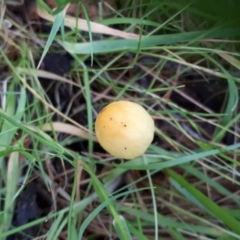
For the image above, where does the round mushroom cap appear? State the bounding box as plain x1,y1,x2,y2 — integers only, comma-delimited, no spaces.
95,101,154,159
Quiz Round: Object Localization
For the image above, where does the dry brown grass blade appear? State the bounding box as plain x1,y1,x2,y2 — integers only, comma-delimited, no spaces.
17,68,81,88
37,8,141,39
43,122,97,141
217,52,240,71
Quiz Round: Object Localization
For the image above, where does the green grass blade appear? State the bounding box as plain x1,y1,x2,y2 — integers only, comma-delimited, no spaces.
170,178,216,217
78,175,146,239
2,151,19,238
113,215,132,240
168,227,185,240
0,109,67,155
182,165,240,205
37,8,67,68
79,2,93,65
126,221,148,240
115,141,240,170
120,206,223,237
165,168,240,235
62,28,240,54
46,211,65,240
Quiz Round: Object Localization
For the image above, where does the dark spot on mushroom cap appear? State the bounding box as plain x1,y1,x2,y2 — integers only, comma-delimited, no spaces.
124,147,127,150
124,124,127,127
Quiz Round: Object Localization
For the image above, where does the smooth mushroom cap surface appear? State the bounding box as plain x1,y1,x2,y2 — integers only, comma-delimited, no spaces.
95,101,155,159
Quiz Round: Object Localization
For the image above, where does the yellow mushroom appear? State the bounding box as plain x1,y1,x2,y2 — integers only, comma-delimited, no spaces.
95,101,154,159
